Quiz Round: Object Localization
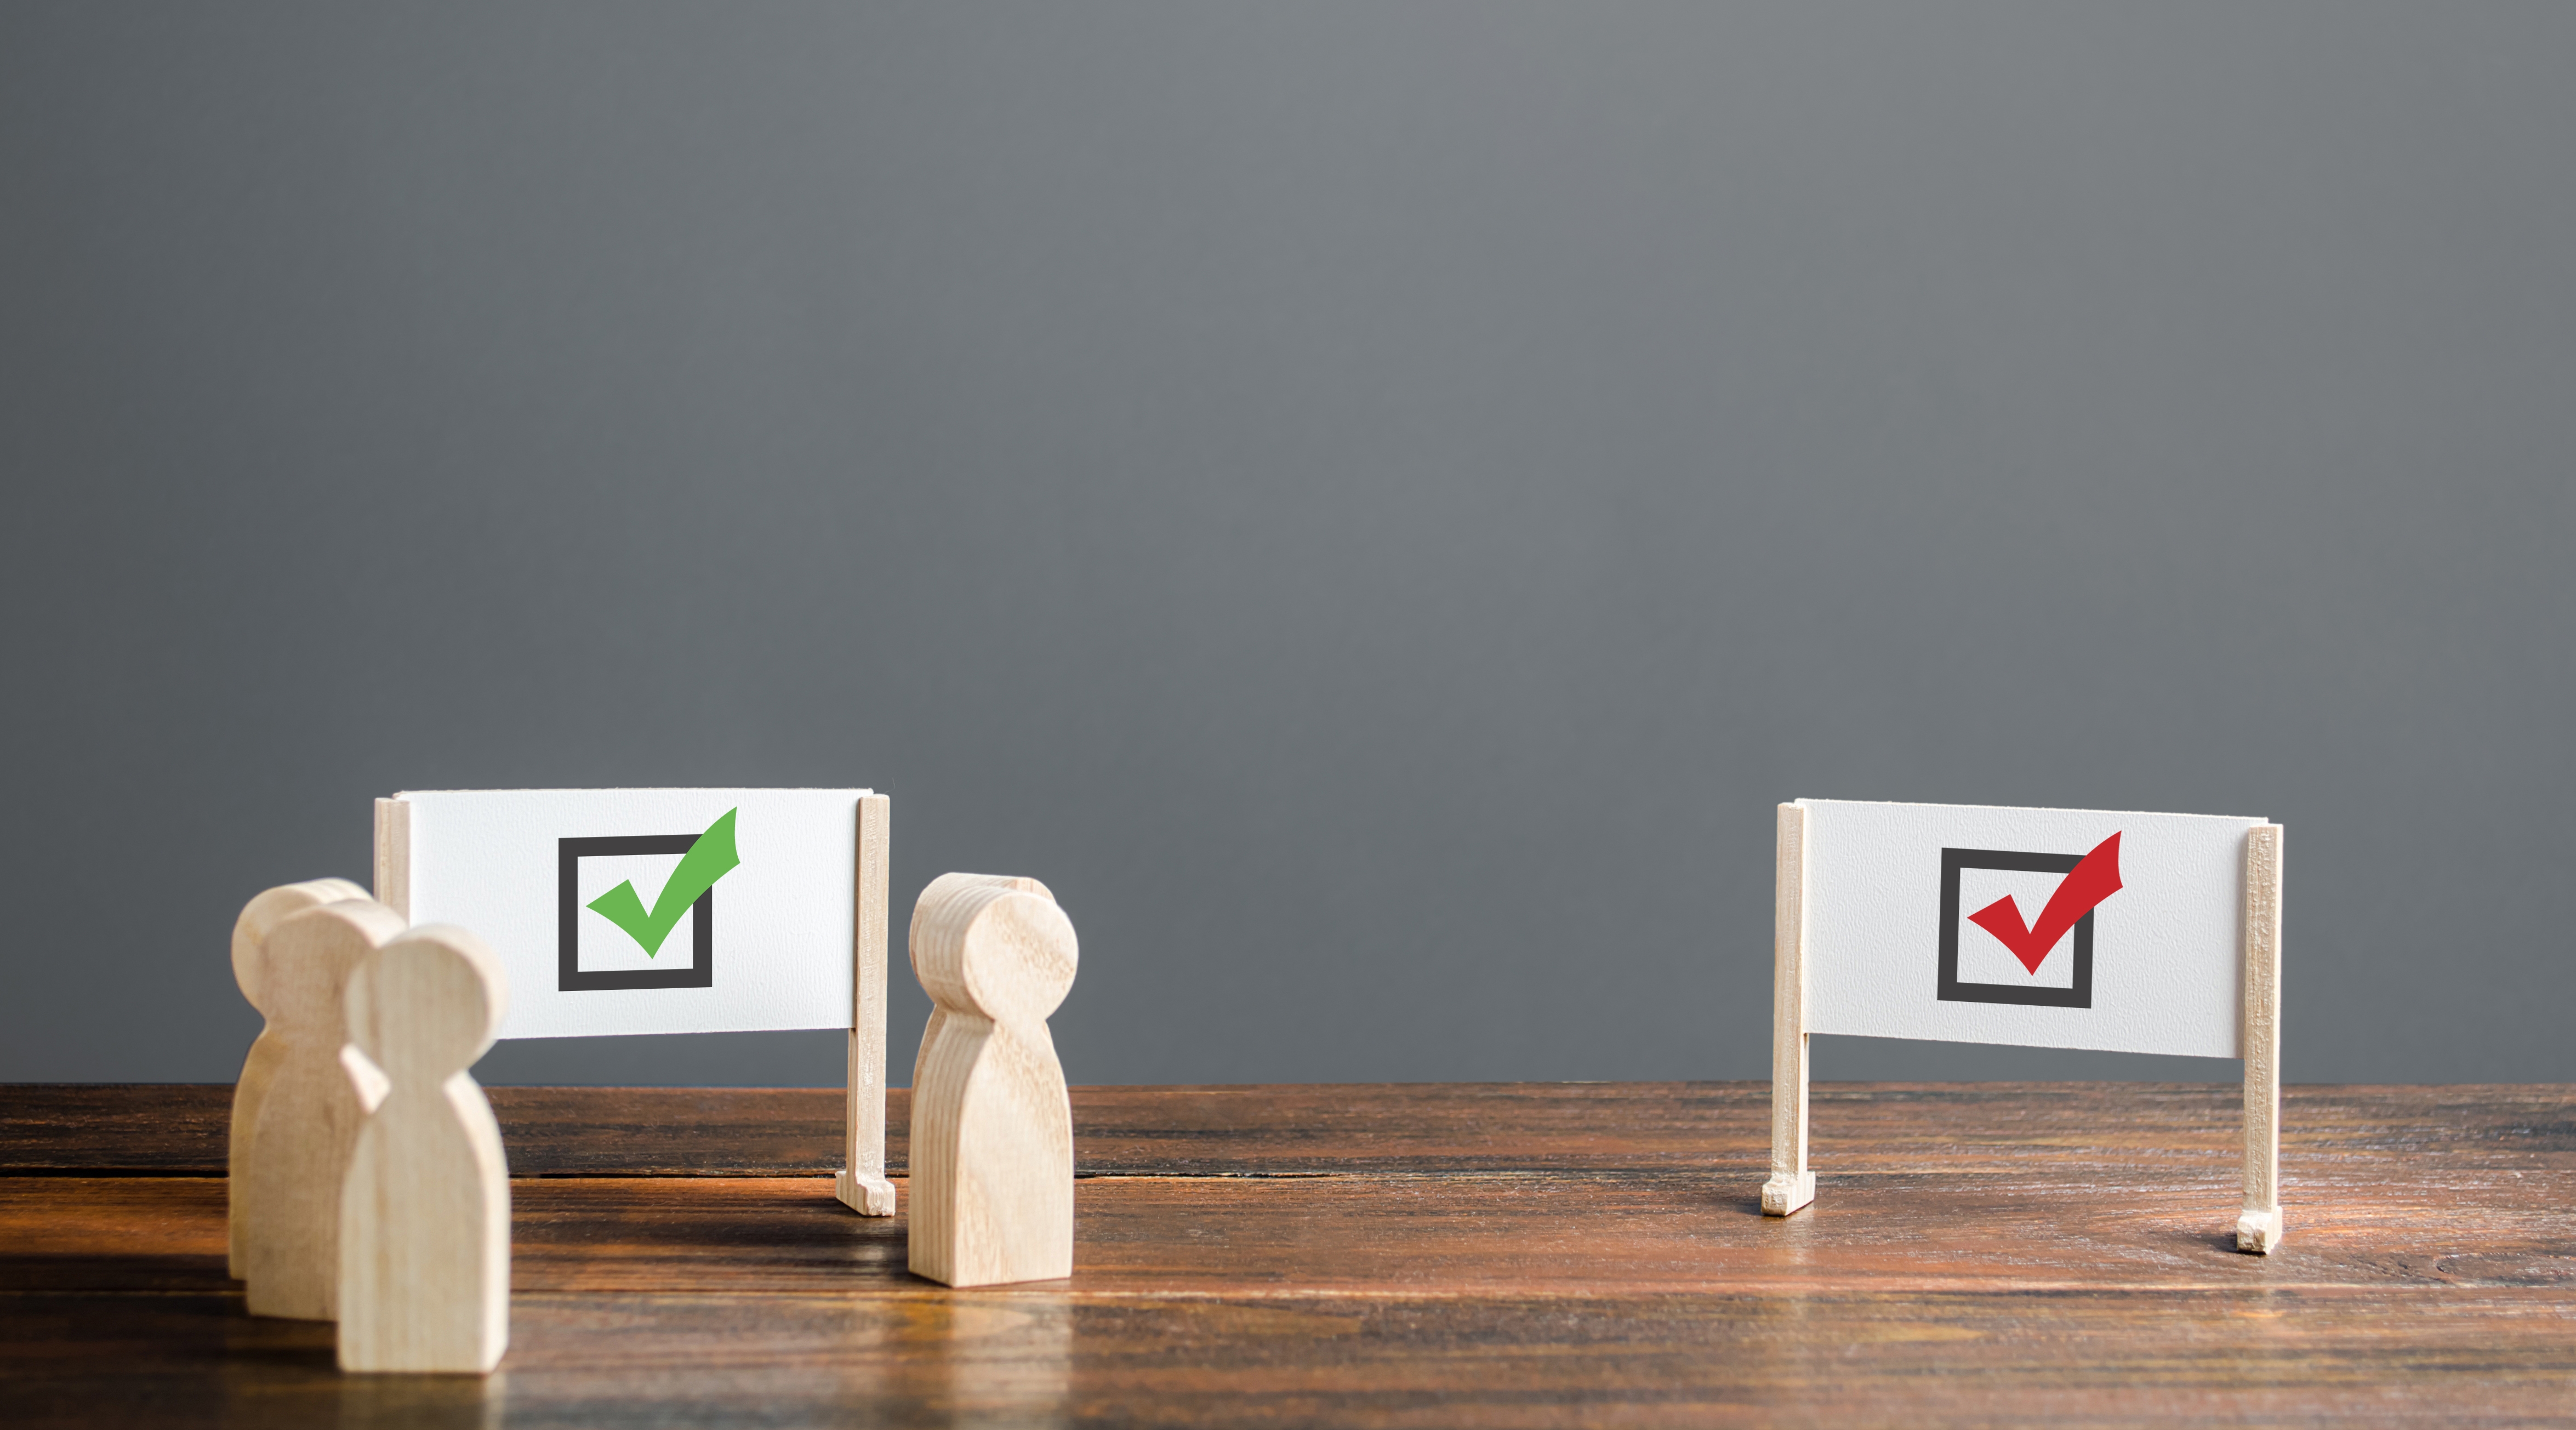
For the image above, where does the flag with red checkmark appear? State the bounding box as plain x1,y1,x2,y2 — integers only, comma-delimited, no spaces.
1791,799,2271,1059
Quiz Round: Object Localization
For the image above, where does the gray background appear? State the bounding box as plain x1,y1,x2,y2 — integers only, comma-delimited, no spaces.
4,3,2569,1089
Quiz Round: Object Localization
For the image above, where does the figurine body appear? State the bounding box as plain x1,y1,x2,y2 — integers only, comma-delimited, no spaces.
337,925,511,1373
906,873,1078,1288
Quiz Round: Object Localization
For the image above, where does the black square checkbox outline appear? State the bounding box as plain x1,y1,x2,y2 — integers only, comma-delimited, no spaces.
1937,847,2093,1009
558,834,715,992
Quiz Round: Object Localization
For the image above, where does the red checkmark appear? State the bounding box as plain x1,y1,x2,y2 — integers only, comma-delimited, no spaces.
1967,832,2123,975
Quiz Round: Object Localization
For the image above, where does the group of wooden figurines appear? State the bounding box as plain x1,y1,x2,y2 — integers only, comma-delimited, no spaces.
227,869,1080,1375
230,878,511,1374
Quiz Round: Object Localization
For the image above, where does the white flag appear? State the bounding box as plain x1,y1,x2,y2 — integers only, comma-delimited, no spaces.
1798,798,2270,1059
381,788,868,1041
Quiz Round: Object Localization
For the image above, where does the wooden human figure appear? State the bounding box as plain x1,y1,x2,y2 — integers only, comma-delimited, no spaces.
241,898,407,1320
907,873,1078,1287
337,924,510,1374
229,878,371,1280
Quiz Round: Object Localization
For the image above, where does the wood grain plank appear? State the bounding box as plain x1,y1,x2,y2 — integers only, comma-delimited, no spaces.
5,1286,2573,1429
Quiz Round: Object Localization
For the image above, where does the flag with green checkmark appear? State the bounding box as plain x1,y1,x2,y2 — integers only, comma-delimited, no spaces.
381,787,877,1040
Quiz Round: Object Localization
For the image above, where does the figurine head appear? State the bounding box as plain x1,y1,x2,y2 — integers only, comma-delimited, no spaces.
266,899,408,1040
346,925,510,1086
231,879,371,1018
910,874,1078,1026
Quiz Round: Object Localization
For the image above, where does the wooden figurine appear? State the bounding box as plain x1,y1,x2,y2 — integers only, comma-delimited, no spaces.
338,924,511,1374
229,878,371,1280
907,873,1078,1287
240,897,407,1320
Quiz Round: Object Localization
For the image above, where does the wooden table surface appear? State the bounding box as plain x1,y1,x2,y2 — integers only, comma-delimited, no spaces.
4,1081,2573,1427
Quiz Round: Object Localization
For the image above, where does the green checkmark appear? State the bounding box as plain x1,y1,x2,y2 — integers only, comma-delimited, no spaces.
586,808,740,958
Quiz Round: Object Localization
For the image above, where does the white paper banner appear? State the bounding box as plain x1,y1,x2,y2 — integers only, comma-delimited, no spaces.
1800,799,2268,1059
389,788,866,1041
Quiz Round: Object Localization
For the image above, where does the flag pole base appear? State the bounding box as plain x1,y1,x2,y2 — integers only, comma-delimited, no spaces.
1760,1172,1815,1217
836,1170,897,1217
2234,1206,2283,1255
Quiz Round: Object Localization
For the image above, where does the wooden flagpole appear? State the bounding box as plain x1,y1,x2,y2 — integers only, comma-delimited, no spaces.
836,794,898,1216
1762,801,1816,1217
2235,823,2284,1252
